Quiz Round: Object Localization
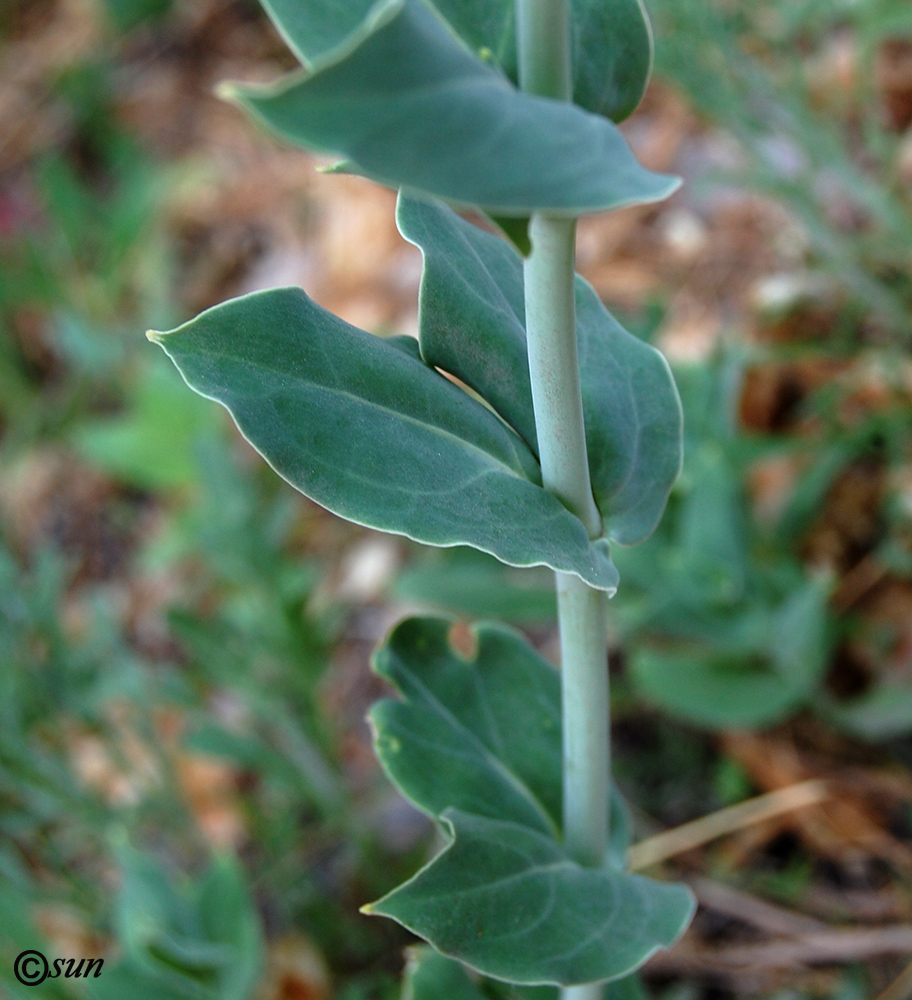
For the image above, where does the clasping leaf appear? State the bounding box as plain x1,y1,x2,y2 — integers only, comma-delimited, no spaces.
398,194,683,545
150,287,618,590
260,0,654,123
221,0,677,217
367,617,695,985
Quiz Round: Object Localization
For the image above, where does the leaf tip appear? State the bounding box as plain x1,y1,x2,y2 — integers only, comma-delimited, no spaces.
146,329,163,344
215,81,242,104
663,173,685,198
317,160,354,175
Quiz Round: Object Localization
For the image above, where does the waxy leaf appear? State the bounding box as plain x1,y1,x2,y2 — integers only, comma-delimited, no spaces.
150,288,618,591
404,947,489,1000
260,0,652,122
374,810,692,986
397,194,683,545
367,617,695,985
371,616,632,866
371,617,563,837
224,0,677,217
259,0,376,64
431,0,653,122
404,948,648,1000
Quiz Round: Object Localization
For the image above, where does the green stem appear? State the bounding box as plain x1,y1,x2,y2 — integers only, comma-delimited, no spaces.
516,0,572,101
557,573,609,865
522,215,602,535
517,1,610,997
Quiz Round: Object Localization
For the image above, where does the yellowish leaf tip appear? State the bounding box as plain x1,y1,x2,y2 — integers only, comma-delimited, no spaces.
215,81,240,103
146,330,163,344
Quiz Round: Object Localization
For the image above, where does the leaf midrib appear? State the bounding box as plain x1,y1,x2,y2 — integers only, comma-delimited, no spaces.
167,338,541,486
393,667,559,838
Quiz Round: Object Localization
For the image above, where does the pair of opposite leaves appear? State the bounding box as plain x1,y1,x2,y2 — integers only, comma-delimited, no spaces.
222,0,679,223
257,0,654,124
152,193,682,592
151,0,685,585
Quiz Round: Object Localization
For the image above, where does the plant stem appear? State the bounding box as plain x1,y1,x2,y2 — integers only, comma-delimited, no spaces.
557,571,609,866
516,0,573,102
522,215,602,535
517,1,609,997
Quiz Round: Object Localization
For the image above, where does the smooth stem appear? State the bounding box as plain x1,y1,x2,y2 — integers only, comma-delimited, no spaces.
516,0,572,101
562,985,605,1000
557,572,609,866
529,243,608,1000
523,215,602,535
517,3,610,998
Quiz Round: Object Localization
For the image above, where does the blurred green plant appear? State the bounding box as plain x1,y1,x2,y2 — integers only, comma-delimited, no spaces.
92,840,262,1000
100,0,177,34
648,0,912,336
0,59,175,444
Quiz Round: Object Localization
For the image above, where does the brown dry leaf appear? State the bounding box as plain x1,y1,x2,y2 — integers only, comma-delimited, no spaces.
749,272,845,343
0,0,101,171
255,934,331,1000
806,31,858,114
747,452,804,528
622,81,695,175
738,358,848,433
0,449,136,581
656,295,723,362
876,39,912,131
722,733,912,872
175,752,247,851
831,577,912,681
66,708,161,808
34,904,104,958
801,459,884,571
577,204,655,274
646,939,840,996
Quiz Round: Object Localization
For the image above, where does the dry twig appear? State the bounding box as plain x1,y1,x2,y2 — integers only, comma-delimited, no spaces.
686,877,827,937
628,779,828,870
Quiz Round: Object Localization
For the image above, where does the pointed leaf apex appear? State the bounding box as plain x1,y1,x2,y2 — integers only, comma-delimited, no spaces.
215,81,242,103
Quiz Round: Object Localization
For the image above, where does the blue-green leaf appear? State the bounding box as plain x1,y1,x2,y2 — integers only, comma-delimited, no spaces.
224,0,677,217
430,0,653,122
151,288,618,590
74,360,218,490
371,617,563,837
258,0,377,64
403,947,488,1000
367,616,695,985
397,194,682,545
403,948,647,1000
370,809,693,985
259,0,652,122
99,839,262,1000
